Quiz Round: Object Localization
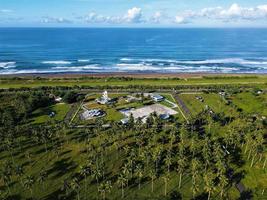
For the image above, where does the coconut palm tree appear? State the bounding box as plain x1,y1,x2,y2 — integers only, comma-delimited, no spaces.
162,172,170,196
15,165,24,185
218,174,228,198
176,155,186,189
148,169,157,192
98,180,112,200
164,154,172,173
23,175,35,199
37,170,47,190
151,146,162,173
70,177,81,200
122,163,130,188
0,170,11,194
202,137,211,172
204,170,215,200
135,164,143,190
191,158,200,197
79,165,90,198
91,167,101,185
61,179,71,198
117,174,127,198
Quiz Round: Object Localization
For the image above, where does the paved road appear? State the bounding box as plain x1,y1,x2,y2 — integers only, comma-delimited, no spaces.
172,93,191,117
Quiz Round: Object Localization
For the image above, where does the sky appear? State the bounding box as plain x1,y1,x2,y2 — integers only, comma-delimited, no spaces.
1,0,267,27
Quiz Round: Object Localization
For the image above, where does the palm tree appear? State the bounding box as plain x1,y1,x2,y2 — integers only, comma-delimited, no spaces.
122,163,130,188
162,173,170,196
135,164,143,190
148,169,157,192
79,164,91,195
117,174,127,198
204,170,214,200
70,177,81,200
202,137,211,172
152,146,161,173
98,180,112,200
23,175,35,199
263,155,267,169
37,170,47,190
218,174,228,198
61,179,71,198
191,159,200,198
176,155,186,189
91,167,101,185
1,170,11,194
164,154,172,173
15,165,24,185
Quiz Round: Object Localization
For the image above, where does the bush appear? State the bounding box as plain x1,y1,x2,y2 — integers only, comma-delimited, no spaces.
63,91,78,103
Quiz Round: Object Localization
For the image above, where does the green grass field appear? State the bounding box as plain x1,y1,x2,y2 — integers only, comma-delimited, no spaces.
0,76,267,89
31,103,70,124
231,92,267,116
179,93,239,117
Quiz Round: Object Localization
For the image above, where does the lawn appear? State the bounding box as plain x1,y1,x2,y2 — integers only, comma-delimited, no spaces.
179,93,239,117
31,103,70,124
0,76,267,89
231,92,267,116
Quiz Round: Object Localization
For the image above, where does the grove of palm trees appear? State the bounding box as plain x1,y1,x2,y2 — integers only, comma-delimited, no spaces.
0,76,266,200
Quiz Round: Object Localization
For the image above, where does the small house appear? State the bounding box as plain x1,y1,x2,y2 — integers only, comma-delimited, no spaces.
151,94,165,102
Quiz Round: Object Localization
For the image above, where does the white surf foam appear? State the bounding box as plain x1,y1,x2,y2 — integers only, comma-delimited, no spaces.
78,59,90,62
42,60,72,65
120,58,267,66
52,65,101,70
116,63,161,71
0,62,16,69
120,58,134,61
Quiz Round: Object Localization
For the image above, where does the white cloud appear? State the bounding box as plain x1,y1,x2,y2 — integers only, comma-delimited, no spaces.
83,12,122,24
174,16,187,24
42,17,72,24
151,11,162,23
78,4,267,25
179,3,267,22
82,7,143,24
124,7,142,23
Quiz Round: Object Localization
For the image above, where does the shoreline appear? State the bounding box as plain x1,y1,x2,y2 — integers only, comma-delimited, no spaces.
1,72,266,79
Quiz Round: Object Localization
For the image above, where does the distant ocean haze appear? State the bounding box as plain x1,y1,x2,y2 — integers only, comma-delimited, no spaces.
0,28,267,74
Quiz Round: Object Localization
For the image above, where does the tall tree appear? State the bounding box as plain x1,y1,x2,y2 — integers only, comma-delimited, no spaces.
117,174,127,198
23,175,35,199
148,169,157,192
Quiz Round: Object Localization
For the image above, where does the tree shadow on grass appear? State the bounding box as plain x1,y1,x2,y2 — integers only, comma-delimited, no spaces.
43,189,76,200
47,157,77,179
7,194,22,200
192,192,208,200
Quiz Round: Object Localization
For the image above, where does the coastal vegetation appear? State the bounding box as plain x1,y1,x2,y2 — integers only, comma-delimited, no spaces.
0,75,266,200
0,75,267,89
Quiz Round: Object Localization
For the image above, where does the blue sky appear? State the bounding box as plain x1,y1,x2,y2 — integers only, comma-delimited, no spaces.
1,0,267,27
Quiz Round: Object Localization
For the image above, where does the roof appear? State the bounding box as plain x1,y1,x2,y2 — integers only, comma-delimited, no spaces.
124,104,177,119
151,94,164,100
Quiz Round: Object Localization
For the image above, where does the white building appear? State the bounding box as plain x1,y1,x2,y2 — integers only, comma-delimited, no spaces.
151,94,165,102
96,91,112,105
81,109,105,120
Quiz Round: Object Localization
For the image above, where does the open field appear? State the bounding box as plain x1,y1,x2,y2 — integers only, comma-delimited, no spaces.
0,75,267,89
231,92,267,116
31,103,71,124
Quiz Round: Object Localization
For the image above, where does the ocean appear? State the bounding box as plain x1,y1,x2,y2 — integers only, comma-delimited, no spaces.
0,28,267,74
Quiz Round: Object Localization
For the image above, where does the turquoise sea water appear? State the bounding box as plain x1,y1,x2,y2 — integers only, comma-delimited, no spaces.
0,28,267,74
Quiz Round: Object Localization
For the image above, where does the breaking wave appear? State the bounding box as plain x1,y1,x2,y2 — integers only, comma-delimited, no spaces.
0,62,16,69
42,60,72,65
